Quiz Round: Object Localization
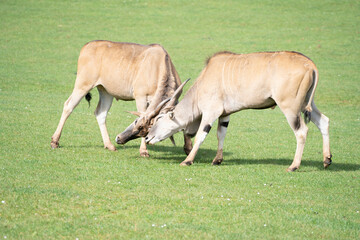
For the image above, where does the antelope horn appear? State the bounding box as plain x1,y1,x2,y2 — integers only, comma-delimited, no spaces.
167,78,190,107
148,97,171,119
169,136,176,146
146,79,190,120
126,111,142,117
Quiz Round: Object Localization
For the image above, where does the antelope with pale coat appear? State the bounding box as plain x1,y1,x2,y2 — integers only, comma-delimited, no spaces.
143,51,332,171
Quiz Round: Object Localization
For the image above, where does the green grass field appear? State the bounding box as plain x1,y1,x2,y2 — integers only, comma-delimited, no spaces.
1,0,359,239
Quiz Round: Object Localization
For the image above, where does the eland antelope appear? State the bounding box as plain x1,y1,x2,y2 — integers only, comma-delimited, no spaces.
51,40,192,157
143,51,332,171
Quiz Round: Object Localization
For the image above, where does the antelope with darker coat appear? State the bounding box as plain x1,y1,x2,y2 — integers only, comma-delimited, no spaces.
51,40,192,156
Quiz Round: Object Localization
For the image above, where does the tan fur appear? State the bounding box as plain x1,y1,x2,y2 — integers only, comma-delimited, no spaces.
200,51,316,114
51,40,181,155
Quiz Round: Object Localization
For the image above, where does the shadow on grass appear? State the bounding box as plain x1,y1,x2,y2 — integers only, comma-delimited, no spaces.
224,158,360,172
64,143,359,172
141,145,359,172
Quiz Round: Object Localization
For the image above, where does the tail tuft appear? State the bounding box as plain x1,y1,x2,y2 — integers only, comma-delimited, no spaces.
85,93,92,107
304,110,311,124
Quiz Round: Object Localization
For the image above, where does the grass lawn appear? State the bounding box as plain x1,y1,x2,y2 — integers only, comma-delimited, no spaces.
1,0,359,239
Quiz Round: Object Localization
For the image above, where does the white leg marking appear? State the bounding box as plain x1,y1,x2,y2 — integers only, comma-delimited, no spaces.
284,112,308,171
180,113,220,166
135,96,150,157
310,102,331,165
95,88,114,150
212,115,230,165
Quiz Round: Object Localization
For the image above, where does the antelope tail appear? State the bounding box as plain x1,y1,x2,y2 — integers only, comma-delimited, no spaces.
85,92,92,107
304,69,319,123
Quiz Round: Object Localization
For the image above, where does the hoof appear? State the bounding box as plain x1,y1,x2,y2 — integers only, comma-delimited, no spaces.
323,155,332,168
105,144,117,151
51,141,59,149
140,152,150,157
286,167,298,172
180,161,192,166
184,147,192,156
212,158,223,165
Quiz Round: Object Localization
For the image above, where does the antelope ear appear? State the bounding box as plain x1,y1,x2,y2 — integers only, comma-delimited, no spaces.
169,111,174,119
126,111,142,117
